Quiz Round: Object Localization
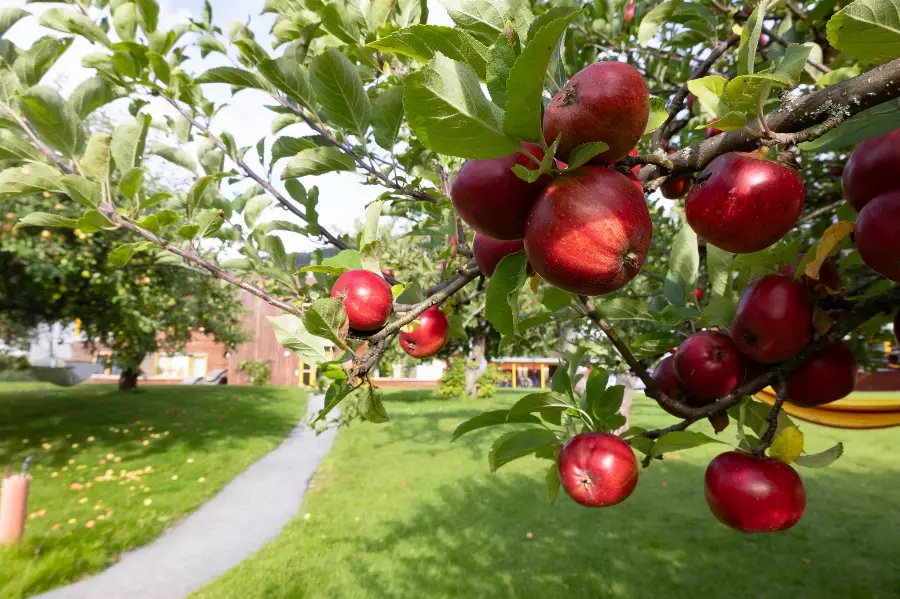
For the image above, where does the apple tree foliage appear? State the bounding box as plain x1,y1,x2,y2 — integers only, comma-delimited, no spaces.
1,0,900,490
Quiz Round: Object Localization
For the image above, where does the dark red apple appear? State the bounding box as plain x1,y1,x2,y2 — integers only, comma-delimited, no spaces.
787,342,858,407
856,190,900,282
398,305,449,358
829,166,843,178
472,233,524,277
450,142,548,240
687,93,696,113
705,451,805,533
731,275,812,363
685,152,804,253
661,176,690,199
330,269,392,331
557,433,638,507
674,331,743,400
704,117,723,138
779,253,842,293
651,355,700,416
624,1,636,21
542,62,650,164
842,129,900,212
524,166,652,295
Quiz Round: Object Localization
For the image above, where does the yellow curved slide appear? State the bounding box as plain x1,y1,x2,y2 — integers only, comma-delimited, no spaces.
754,387,900,429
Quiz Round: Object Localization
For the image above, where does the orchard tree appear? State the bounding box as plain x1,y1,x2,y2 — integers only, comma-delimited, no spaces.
1,0,900,532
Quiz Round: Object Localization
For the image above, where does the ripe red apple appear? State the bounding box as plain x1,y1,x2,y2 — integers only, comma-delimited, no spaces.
472,233,524,277
705,451,805,533
557,433,638,507
779,253,842,293
330,269,392,331
542,62,650,164
685,152,804,253
787,342,858,407
524,166,652,295
625,171,643,193
399,306,449,358
661,176,690,199
855,190,900,282
674,331,743,400
651,355,702,416
450,142,548,240
731,275,812,363
842,129,900,212
624,1,636,21
628,146,641,176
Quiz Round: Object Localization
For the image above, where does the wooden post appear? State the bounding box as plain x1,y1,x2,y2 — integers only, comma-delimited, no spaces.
540,366,546,389
511,365,517,389
0,470,29,546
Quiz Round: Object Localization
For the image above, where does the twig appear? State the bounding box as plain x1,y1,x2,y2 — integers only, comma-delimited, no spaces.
761,26,832,74
0,102,75,175
799,199,844,223
752,377,788,457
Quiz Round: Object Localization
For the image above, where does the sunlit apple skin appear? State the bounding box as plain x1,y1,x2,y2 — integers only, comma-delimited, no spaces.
398,306,449,358
731,275,812,364
524,167,651,296
787,342,859,407
450,142,548,241
856,190,900,282
779,253,842,293
472,234,524,277
685,153,804,254
542,62,650,164
705,452,805,533
330,269,392,331
674,331,744,400
557,433,638,507
842,129,900,212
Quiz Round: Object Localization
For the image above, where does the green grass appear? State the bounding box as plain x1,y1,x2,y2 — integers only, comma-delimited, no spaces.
0,383,307,599
195,389,900,599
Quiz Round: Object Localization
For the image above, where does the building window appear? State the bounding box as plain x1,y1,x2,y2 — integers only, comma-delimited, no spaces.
153,354,208,378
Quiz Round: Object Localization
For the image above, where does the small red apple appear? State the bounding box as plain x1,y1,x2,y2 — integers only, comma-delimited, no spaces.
651,356,698,416
674,331,744,400
856,190,900,282
685,152,804,254
705,451,805,533
524,167,652,295
450,142,548,240
661,176,690,199
689,287,705,302
624,1,636,21
687,93,696,113
542,62,650,164
557,433,638,507
842,129,900,212
399,306,449,358
829,166,843,178
472,233,524,277
779,253,842,293
787,342,858,407
704,117,723,138
731,275,812,364
330,269,392,331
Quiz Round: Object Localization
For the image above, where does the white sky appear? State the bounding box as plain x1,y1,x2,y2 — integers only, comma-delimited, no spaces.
5,0,454,252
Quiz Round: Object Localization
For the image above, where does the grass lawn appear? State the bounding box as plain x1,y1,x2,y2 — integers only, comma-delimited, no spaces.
0,383,307,599
196,389,900,599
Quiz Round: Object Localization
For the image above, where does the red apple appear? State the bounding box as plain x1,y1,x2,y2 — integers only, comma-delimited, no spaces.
704,117,723,138
629,146,641,176
524,166,652,295
674,331,743,400
624,1,636,21
625,171,644,193
856,190,900,282
787,342,858,407
661,176,690,199
450,142,548,240
687,93,696,113
651,355,699,416
685,152,804,253
705,451,805,533
472,233,524,277
399,306,449,358
842,129,900,212
542,62,650,164
779,253,842,293
689,287,705,302
330,269,392,331
557,433,638,507
731,275,812,363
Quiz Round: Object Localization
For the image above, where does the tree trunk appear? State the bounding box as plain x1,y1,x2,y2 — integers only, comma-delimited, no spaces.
118,365,141,391
615,373,638,435
464,331,487,398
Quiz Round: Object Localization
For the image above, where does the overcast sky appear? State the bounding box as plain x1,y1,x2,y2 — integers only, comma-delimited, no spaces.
6,0,454,252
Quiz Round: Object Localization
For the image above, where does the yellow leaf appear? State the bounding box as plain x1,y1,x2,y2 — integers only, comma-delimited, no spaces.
732,23,743,35
811,306,833,339
805,222,855,280
529,274,541,294
769,425,804,464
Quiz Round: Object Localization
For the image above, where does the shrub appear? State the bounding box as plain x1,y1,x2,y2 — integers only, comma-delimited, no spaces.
238,360,271,386
476,364,505,399
434,358,469,400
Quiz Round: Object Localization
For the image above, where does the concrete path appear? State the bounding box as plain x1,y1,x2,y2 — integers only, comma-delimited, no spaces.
37,394,337,599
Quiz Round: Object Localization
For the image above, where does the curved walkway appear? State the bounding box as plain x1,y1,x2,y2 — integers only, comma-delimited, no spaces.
37,394,337,599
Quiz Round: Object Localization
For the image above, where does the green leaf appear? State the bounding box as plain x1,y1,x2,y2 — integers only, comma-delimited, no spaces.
303,297,350,351
722,74,790,113
59,175,101,209
665,222,699,307
372,86,404,150
707,245,733,297
697,295,737,327
639,0,680,46
361,200,383,248
135,0,159,32
0,163,62,201
512,135,557,182
242,194,272,229
81,133,112,180
15,86,80,157
541,286,572,311
738,0,770,76
774,44,813,85
178,224,200,240
75,210,109,233
508,392,573,414
0,8,28,39
14,212,77,229
267,313,332,368
149,143,197,173
310,48,370,138
565,141,610,170
798,98,900,151
694,111,747,132
323,249,363,271
39,8,110,46
686,75,728,116
186,175,216,216
112,2,138,42
649,431,724,458
196,208,224,238
590,385,624,421
282,147,356,178
488,428,559,472
502,8,579,142
440,0,533,43
359,385,390,424
486,30,518,109
0,129,43,162
404,53,519,159
13,37,72,87
313,381,354,424
321,2,363,44
134,214,159,233
155,209,179,227
485,250,527,336
794,442,844,468
111,113,151,171
451,410,541,441
643,95,668,135
258,51,315,111
118,167,145,197
369,25,491,80
69,76,125,119
585,367,609,400
630,331,681,360
827,0,900,61
545,462,560,505
107,244,138,267
592,298,654,321
196,66,273,92
270,136,320,168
